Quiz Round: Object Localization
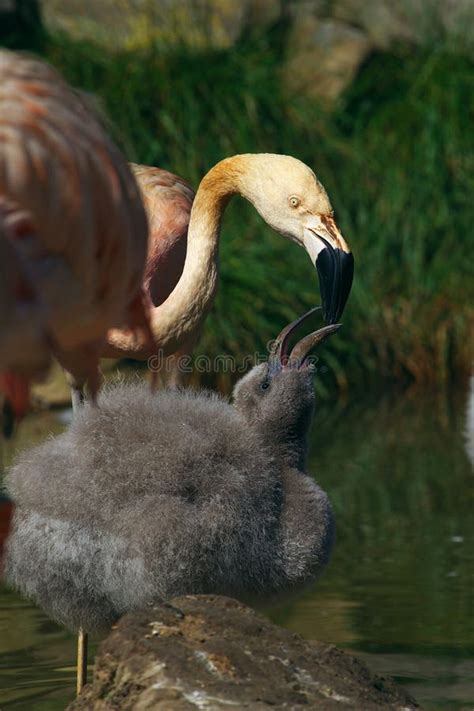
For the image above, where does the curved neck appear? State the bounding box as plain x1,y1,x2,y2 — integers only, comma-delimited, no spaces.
151,157,245,353
107,156,246,358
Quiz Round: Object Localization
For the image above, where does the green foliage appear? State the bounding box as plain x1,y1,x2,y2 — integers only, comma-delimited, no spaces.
24,33,474,389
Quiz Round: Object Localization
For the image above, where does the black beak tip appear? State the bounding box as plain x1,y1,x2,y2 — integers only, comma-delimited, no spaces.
316,248,354,324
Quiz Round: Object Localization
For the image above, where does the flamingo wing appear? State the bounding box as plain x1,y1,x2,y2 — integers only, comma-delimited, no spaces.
131,164,195,307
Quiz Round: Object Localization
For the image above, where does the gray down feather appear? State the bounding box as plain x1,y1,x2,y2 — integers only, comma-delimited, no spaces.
5,365,334,632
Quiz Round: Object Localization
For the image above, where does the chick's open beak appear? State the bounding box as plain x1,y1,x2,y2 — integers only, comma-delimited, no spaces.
303,214,354,324
269,308,342,373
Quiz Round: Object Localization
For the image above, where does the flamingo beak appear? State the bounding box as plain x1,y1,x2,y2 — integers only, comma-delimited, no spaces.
268,309,342,374
303,214,354,324
290,323,342,367
268,307,322,373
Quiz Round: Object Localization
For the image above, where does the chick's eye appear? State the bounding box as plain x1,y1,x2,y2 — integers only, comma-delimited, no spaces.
289,196,300,208
260,380,270,391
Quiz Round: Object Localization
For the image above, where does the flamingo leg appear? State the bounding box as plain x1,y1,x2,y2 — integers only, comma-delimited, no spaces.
70,378,89,695
76,627,88,695
65,370,89,695
72,376,88,695
71,376,88,695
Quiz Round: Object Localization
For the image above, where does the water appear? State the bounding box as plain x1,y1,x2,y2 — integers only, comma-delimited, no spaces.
0,388,473,710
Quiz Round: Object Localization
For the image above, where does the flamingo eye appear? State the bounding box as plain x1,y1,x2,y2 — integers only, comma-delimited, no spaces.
289,196,300,208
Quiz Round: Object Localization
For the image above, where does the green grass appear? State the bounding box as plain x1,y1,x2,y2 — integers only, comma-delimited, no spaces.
5,29,474,391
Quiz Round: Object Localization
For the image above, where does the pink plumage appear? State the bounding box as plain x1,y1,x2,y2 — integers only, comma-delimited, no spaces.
132,164,194,309
103,164,196,367
0,50,154,411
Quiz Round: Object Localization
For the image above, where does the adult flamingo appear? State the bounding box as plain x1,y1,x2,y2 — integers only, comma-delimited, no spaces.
0,49,153,416
103,157,354,378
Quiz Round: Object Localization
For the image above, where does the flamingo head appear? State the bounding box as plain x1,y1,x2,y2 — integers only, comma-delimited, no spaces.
238,154,354,324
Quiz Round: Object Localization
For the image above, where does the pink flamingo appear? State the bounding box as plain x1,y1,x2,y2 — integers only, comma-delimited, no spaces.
0,49,153,415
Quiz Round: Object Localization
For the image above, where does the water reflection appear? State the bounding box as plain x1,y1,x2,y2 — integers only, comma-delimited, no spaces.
270,387,474,710
1,387,473,710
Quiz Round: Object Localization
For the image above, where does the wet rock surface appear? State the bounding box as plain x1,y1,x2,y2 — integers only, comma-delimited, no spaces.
68,595,422,710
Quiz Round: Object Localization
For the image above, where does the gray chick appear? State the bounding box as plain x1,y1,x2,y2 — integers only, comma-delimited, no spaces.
5,310,339,633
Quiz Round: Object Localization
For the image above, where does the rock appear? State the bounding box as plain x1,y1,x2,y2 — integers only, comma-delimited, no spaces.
283,0,474,102
333,0,474,51
156,0,248,50
68,595,422,710
42,0,128,46
286,1,330,21
282,14,372,103
42,0,281,50
42,0,243,49
38,0,474,57
332,0,415,48
247,0,282,28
